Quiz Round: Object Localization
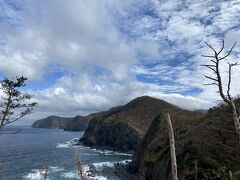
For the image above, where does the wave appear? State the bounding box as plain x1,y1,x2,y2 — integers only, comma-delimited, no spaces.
56,138,79,148
93,161,115,169
23,166,64,180
84,159,131,179
23,169,49,180
61,171,79,179
56,141,72,148
91,159,131,168
90,148,133,156
49,166,64,173
23,160,131,180
89,176,107,180
61,170,107,180
56,139,133,157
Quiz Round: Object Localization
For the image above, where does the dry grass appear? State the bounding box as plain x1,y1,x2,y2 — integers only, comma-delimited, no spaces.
75,154,86,180
41,165,48,180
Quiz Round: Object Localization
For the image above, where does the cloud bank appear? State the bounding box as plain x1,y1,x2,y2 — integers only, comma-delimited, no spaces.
0,0,240,123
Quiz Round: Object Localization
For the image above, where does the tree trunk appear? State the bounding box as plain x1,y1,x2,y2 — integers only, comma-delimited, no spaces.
0,163,3,180
166,113,178,180
230,101,240,144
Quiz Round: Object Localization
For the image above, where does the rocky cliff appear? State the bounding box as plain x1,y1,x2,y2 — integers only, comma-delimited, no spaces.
80,96,200,152
31,116,72,129
32,114,92,131
64,114,97,131
130,99,240,179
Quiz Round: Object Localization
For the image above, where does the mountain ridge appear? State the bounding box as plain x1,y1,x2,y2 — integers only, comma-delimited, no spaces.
80,96,201,152
129,98,240,179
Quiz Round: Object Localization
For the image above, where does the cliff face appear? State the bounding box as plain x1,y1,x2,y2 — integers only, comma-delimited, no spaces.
64,114,96,131
32,115,92,131
31,116,72,129
80,96,200,152
130,100,240,179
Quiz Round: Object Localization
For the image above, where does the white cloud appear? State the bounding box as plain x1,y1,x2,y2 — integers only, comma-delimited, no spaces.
0,0,159,81
1,0,240,124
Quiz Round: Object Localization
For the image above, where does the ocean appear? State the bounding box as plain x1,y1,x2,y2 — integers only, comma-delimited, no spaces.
0,126,132,180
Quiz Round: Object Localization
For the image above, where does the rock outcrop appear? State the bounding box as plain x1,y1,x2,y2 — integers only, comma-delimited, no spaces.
130,99,240,179
80,96,200,152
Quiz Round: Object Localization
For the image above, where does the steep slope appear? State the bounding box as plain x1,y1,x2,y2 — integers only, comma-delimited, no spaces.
64,114,98,131
80,96,200,152
32,113,101,131
130,100,240,179
31,116,72,129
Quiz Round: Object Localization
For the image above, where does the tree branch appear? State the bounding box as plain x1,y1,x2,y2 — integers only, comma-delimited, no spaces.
205,75,218,82
211,60,217,64
0,77,37,130
201,65,217,73
203,83,218,86
227,64,233,100
219,42,237,60
217,39,225,55
205,42,217,55
202,55,215,58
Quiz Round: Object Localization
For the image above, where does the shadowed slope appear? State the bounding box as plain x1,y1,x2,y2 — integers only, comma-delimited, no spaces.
80,96,201,152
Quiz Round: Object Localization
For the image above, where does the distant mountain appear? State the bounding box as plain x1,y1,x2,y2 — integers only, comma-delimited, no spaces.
194,109,208,114
80,96,201,152
129,99,240,179
31,116,72,129
31,114,93,131
64,113,99,131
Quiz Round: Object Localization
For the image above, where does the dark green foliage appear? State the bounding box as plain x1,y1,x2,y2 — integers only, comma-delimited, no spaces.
0,76,37,129
234,170,240,179
131,100,240,180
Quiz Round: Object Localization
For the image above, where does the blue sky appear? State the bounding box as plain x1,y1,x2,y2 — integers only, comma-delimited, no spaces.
0,0,240,123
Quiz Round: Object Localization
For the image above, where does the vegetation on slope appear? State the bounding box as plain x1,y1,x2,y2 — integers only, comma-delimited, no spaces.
80,96,201,152
130,99,240,179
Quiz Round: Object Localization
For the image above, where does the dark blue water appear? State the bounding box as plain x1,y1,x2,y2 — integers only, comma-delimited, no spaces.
0,126,132,180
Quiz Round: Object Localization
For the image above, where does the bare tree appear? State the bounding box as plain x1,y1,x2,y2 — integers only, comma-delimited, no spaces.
0,76,37,130
202,40,240,144
195,161,198,180
0,163,2,180
166,113,178,180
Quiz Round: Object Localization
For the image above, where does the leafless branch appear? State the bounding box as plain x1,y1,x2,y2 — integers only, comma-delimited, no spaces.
217,39,225,55
218,143,236,150
210,60,217,64
202,40,240,144
227,64,233,100
203,83,218,86
204,75,218,82
218,107,232,117
219,42,237,60
205,42,217,55
202,55,215,58
201,65,217,73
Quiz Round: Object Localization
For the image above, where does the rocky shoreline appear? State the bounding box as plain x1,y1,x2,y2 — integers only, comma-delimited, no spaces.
80,96,200,152
32,96,240,179
84,161,135,180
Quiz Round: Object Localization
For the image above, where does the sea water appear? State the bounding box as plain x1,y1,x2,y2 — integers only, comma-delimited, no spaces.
0,126,132,180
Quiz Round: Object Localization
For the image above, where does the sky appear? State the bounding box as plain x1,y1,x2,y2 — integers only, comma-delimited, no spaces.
0,0,240,125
